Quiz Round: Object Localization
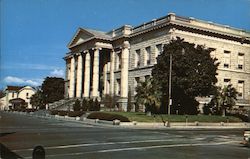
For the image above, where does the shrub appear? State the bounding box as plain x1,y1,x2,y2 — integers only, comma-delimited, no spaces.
88,99,94,111
50,110,59,115
81,98,88,111
58,110,68,116
73,99,81,111
127,87,132,112
87,112,130,122
67,111,85,117
203,104,212,115
102,95,119,110
94,99,100,111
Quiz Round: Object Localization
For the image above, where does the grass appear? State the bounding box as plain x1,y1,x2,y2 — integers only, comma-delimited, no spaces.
102,111,242,122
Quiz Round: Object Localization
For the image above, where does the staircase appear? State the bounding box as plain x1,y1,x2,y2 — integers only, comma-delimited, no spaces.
49,98,76,111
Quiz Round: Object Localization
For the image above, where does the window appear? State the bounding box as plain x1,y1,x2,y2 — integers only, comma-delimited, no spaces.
116,53,121,70
223,50,231,68
209,47,216,58
26,93,29,99
12,92,14,98
155,44,163,57
135,49,140,67
237,80,244,98
224,79,231,86
145,47,151,65
237,53,244,70
134,77,140,95
145,75,150,80
116,79,121,95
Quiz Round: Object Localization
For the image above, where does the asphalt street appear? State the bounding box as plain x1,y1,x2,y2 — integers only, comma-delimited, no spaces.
0,111,249,159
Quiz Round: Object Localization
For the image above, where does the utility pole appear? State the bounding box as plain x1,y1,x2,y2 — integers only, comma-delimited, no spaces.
168,53,172,115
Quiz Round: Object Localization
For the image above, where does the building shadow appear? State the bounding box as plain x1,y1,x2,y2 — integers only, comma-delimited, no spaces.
0,143,23,159
0,132,16,137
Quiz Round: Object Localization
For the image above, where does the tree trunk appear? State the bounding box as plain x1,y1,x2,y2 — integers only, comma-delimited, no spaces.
222,108,226,117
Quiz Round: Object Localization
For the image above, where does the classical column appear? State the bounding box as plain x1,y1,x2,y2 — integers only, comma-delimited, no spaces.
83,51,90,97
69,56,75,98
76,53,83,98
121,41,130,98
92,47,100,97
109,50,115,95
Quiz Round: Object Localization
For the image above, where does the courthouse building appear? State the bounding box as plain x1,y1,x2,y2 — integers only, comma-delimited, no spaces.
64,13,250,111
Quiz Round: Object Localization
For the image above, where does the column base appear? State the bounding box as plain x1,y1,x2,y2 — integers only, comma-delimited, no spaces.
118,97,128,112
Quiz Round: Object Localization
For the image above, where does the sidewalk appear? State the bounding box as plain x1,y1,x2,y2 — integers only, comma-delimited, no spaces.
4,111,250,130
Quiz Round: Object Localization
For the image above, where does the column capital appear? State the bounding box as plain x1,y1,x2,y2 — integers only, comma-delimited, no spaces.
92,47,102,51
122,41,130,49
84,50,89,53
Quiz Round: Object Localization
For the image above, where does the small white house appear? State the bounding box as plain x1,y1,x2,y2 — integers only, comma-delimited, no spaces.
0,86,36,110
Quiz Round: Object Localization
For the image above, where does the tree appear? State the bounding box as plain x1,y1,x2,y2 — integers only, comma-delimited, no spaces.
0,90,5,98
73,99,81,111
127,87,132,112
152,38,219,114
209,85,238,116
135,77,161,114
41,77,64,104
30,90,46,109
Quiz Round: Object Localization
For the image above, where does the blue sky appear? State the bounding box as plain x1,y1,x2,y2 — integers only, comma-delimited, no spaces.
1,0,250,89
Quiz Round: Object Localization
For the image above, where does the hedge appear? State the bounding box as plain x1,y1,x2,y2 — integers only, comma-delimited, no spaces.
50,110,85,117
87,112,130,122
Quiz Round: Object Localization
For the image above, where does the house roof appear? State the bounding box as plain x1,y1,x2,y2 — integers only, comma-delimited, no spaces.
6,86,24,91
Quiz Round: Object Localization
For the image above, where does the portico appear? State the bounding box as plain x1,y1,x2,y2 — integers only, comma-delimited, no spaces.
64,28,130,111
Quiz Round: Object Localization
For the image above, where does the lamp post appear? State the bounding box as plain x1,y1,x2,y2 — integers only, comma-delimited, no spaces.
168,53,172,115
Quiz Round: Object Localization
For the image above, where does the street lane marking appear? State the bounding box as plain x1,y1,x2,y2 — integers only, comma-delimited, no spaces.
24,140,239,158
13,139,177,152
99,141,238,153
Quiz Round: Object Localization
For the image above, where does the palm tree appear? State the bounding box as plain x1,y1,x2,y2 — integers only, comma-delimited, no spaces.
210,84,238,116
135,77,161,114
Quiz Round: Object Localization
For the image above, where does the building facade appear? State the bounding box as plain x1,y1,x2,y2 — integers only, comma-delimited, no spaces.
64,13,250,111
0,86,36,110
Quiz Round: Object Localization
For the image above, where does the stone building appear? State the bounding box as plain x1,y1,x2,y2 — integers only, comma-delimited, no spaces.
64,13,250,111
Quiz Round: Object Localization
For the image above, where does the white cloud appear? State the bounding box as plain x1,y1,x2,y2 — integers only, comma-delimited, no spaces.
50,69,65,78
4,76,42,87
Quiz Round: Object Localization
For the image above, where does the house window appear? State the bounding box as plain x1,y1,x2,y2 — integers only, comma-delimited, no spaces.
12,92,14,98
237,53,244,70
237,80,244,98
145,47,151,65
26,93,29,99
223,50,230,68
135,49,140,67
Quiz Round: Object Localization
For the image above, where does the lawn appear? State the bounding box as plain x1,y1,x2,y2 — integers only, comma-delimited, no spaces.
102,111,242,122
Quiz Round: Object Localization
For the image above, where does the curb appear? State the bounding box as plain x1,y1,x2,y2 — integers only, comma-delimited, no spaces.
3,111,250,130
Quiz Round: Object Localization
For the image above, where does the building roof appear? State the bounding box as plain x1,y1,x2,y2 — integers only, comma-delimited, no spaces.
82,28,112,40
6,86,24,91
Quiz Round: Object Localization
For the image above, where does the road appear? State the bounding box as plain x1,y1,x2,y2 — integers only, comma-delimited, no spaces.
0,111,249,159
